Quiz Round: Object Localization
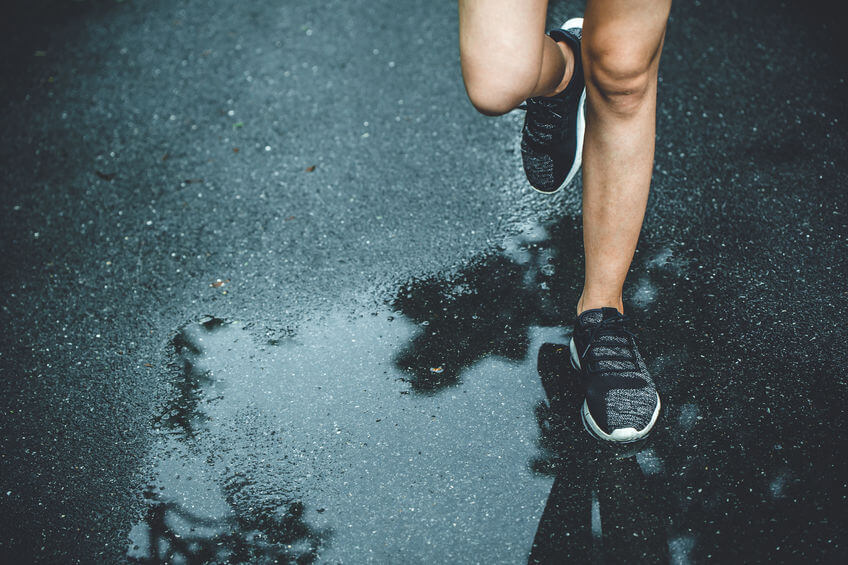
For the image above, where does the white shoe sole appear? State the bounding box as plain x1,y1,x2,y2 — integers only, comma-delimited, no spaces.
569,337,661,443
532,18,586,195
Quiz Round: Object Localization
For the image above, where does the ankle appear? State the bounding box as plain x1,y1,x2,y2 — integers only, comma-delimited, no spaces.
545,36,575,97
576,294,624,316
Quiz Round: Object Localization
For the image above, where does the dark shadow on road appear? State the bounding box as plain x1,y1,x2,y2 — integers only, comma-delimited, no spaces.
391,218,584,392
529,343,670,564
391,256,538,392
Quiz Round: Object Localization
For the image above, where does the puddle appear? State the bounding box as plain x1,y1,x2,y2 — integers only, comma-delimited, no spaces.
127,217,702,563
127,214,835,564
129,305,566,563
127,216,702,563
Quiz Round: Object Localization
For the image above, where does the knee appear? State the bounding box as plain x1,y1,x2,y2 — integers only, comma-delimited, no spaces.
584,46,655,115
464,87,518,116
462,61,539,116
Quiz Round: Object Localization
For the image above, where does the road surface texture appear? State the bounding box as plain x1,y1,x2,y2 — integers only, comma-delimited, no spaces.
1,0,846,563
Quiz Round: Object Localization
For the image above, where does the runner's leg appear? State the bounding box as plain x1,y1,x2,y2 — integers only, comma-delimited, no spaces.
578,0,672,314
459,0,576,116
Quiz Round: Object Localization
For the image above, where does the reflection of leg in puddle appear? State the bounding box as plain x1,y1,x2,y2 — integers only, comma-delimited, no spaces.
530,344,669,563
528,457,669,564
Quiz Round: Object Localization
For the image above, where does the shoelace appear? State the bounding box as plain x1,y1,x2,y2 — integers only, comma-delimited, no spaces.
580,315,639,373
517,97,563,117
518,96,568,144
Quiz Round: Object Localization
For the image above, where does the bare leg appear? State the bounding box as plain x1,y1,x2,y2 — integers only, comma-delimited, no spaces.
459,0,575,116
577,0,671,314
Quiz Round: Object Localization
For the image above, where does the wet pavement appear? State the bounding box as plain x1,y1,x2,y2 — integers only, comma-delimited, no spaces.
1,0,847,563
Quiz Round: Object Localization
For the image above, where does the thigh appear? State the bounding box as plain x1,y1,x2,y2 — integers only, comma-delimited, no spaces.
458,0,549,91
583,0,671,74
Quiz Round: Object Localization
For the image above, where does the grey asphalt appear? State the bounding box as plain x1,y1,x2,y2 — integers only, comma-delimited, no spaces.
1,0,846,563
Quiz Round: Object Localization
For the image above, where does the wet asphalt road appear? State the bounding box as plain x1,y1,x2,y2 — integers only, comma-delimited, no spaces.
1,0,847,563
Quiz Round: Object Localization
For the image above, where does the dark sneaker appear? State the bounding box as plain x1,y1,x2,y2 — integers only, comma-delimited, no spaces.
521,17,586,194
569,307,661,442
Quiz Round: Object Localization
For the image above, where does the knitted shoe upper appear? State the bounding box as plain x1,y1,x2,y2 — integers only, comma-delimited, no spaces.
520,24,586,192
572,308,659,434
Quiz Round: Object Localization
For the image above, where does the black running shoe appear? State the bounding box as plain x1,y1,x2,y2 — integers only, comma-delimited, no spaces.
570,307,661,442
521,17,586,194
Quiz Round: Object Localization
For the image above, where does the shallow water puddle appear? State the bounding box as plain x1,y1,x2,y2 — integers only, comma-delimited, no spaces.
129,307,566,563
127,219,698,563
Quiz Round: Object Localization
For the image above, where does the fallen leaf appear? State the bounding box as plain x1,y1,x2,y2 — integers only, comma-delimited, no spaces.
162,153,170,161
143,363,153,367
95,170,116,181
183,178,204,184
233,147,239,153
284,215,295,221
305,165,316,172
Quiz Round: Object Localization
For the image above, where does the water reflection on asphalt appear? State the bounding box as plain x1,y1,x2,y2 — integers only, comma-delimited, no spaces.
130,307,560,563
128,216,842,563
532,343,672,564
